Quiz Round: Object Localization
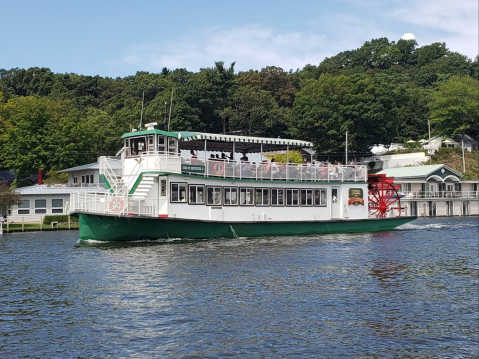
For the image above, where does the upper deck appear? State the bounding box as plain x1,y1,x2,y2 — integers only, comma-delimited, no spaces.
104,126,368,188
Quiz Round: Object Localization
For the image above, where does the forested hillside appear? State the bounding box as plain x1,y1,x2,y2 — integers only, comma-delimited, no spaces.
1,37,478,182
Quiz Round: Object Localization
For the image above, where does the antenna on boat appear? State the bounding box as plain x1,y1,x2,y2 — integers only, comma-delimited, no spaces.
345,131,348,164
167,87,174,131
140,92,145,130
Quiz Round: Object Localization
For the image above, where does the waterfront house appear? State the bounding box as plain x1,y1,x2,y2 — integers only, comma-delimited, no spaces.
6,161,120,223
376,164,478,217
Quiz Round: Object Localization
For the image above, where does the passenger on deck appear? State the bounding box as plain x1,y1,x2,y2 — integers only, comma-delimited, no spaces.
190,150,198,164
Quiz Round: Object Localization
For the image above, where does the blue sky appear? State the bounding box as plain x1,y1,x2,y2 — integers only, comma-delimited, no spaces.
2,0,477,78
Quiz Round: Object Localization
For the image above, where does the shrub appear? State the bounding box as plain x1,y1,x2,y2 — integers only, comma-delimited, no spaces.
42,215,79,225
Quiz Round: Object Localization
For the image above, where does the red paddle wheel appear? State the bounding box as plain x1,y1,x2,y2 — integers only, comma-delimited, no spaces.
368,174,402,218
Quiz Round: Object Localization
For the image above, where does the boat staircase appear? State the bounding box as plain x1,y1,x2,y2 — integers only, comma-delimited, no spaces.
99,156,128,196
99,156,156,200
131,175,155,200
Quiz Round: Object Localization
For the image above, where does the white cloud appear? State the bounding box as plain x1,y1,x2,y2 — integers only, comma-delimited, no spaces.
124,25,336,73
387,0,478,58
123,0,478,74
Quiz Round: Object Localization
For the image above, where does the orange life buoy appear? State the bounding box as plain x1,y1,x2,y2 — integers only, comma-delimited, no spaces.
109,197,124,212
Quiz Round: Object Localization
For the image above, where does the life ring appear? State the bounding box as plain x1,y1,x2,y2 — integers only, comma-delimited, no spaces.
109,197,124,212
214,162,224,175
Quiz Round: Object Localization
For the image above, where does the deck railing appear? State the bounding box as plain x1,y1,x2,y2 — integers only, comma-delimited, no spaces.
401,191,478,199
182,158,368,182
70,192,160,217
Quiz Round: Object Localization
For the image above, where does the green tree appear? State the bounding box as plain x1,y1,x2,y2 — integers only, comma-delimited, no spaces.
0,181,20,210
429,75,479,139
229,86,283,136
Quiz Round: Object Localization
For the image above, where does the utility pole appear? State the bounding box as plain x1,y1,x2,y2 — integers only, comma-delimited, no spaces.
428,120,431,164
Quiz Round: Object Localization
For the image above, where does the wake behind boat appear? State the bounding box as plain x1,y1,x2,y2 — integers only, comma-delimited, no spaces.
70,123,416,241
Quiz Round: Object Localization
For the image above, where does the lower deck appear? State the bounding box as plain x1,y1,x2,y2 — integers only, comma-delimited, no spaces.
71,174,371,222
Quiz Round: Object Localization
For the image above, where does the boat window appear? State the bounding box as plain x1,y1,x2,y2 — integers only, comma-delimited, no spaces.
148,135,154,152
125,138,131,156
207,186,222,205
239,187,254,206
130,136,146,156
271,188,284,206
300,189,313,206
171,183,187,202
255,188,270,206
188,185,205,204
224,187,238,206
331,189,338,203
286,189,299,206
168,137,177,155
158,136,166,154
314,189,327,206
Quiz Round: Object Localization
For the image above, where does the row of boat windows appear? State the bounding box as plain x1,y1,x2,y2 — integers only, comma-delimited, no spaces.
125,136,177,156
170,183,328,207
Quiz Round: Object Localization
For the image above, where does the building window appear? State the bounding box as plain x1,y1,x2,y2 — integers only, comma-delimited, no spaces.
286,189,299,206
401,183,411,192
52,199,64,214
314,189,327,206
35,199,47,214
255,188,270,206
171,183,187,202
271,188,284,206
189,185,205,204
18,200,30,215
207,186,222,205
89,175,94,184
300,189,313,206
73,176,78,184
224,187,238,206
239,187,254,206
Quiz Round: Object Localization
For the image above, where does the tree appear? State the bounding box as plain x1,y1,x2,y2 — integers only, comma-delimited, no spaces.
229,86,283,136
291,73,398,154
429,75,479,139
0,181,20,211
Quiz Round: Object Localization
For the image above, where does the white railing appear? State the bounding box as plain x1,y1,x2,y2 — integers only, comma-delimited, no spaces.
401,191,479,199
182,158,368,182
70,192,160,217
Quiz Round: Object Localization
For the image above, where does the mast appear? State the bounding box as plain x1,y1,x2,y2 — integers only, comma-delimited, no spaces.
345,131,348,164
140,92,145,129
167,87,174,131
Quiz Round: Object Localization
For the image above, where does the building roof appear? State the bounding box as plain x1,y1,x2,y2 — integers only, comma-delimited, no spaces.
58,160,122,173
14,184,109,195
453,134,478,145
377,164,463,179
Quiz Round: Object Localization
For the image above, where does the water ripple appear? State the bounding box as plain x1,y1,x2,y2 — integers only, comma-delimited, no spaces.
0,217,477,358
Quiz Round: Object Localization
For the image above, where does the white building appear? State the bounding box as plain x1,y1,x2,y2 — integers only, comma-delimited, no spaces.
377,164,478,217
7,161,120,223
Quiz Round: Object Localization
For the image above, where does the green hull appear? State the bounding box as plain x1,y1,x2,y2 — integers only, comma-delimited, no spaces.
78,213,417,242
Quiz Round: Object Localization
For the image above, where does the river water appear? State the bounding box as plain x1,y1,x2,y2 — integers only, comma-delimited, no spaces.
1,217,478,358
